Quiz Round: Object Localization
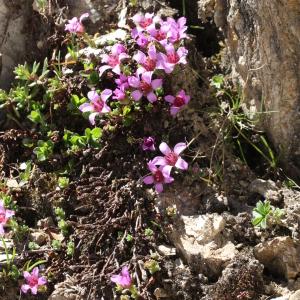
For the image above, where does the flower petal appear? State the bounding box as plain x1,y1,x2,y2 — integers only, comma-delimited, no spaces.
119,53,130,61
151,79,162,90
151,156,166,166
170,106,181,116
155,183,164,193
133,50,146,64
21,284,30,294
132,90,143,101
128,76,140,88
79,103,94,113
101,89,112,102
23,271,31,281
175,157,188,170
0,225,4,235
142,71,153,84
161,165,172,177
99,65,112,76
32,267,39,278
146,92,157,103
38,276,47,285
79,13,89,23
111,274,122,284
101,103,111,113
5,209,14,218
165,95,175,103
165,43,175,55
112,65,121,75
31,286,38,295
87,91,100,102
147,161,158,173
89,112,98,125
174,143,187,155
159,142,171,155
143,176,154,184
148,45,157,59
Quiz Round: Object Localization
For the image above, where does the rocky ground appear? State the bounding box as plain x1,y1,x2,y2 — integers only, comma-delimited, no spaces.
0,1,300,300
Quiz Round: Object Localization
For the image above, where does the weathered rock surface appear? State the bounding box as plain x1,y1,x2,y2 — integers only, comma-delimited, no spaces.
290,290,300,300
0,0,35,89
203,255,264,300
254,236,300,280
167,213,238,277
198,0,300,179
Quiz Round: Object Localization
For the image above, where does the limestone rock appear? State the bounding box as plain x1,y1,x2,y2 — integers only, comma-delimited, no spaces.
204,255,264,300
30,230,48,246
254,236,300,280
198,0,300,179
0,0,34,89
157,245,176,257
249,179,281,203
290,290,300,300
168,213,238,277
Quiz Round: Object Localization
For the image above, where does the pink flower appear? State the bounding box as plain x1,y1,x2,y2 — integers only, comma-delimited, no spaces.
167,17,188,43
135,32,151,48
128,71,162,103
113,74,129,101
142,137,155,151
133,45,164,75
0,200,14,235
115,74,129,89
159,44,188,74
99,44,129,76
79,90,112,125
165,90,190,116
143,162,174,193
21,267,47,295
111,266,132,289
147,23,170,46
65,13,89,34
153,142,188,170
113,86,127,101
131,13,161,32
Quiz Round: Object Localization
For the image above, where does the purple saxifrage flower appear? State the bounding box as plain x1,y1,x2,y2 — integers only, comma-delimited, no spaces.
21,267,47,295
165,90,190,116
134,32,151,48
113,74,129,101
111,266,132,289
167,17,188,43
79,90,112,125
159,44,188,74
128,71,162,103
65,13,89,34
133,45,164,74
142,136,156,151
153,142,188,170
143,161,174,193
99,44,129,76
0,200,14,235
131,13,161,32
147,23,170,46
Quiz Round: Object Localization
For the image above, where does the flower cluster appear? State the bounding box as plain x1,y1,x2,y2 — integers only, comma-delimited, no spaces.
65,12,191,197
74,12,190,125
143,141,188,193
0,200,14,235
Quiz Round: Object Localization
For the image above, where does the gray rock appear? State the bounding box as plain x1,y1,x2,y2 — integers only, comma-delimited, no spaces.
168,213,238,277
290,290,300,300
254,236,300,280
